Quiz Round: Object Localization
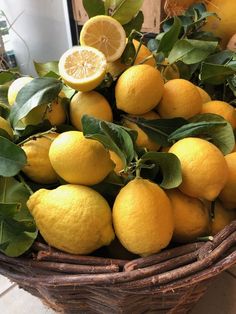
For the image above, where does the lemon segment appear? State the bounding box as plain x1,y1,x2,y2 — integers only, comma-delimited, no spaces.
80,15,126,62
58,46,107,92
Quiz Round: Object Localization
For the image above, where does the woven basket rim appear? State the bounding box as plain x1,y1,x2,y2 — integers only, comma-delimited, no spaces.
0,221,236,293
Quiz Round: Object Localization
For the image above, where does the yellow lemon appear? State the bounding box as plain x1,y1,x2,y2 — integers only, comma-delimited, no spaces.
21,133,59,184
109,151,125,175
70,91,113,130
210,201,236,235
22,100,66,127
27,184,115,254
203,0,236,48
59,46,107,92
132,39,156,67
196,86,211,104
123,111,161,151
113,178,174,256
0,116,14,138
167,189,210,243
157,79,202,119
106,59,129,78
219,152,236,209
169,137,229,201
115,64,164,115
7,76,33,106
49,131,114,185
80,15,126,62
201,100,236,129
106,39,155,77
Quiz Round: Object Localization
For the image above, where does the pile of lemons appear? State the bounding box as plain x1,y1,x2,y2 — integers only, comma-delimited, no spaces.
5,15,236,257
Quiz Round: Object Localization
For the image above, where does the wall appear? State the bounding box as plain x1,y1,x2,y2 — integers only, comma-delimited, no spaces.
0,0,72,76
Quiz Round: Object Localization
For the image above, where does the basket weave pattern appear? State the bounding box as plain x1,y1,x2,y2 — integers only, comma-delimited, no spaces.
0,221,236,313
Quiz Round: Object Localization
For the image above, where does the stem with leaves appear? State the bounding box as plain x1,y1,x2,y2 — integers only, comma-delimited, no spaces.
17,127,57,146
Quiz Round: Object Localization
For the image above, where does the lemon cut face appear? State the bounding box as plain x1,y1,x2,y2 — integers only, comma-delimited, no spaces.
80,15,126,62
58,46,107,92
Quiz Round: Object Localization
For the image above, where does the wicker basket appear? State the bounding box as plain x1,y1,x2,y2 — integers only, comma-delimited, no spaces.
0,221,236,314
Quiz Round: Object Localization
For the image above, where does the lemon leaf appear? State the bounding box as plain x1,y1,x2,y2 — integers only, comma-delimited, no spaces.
157,17,182,54
140,152,182,189
200,63,236,85
33,61,59,77
0,177,37,257
0,136,26,177
9,77,63,127
110,0,144,25
125,116,187,147
82,0,105,18
82,115,137,169
168,39,218,65
168,113,235,155
122,11,144,36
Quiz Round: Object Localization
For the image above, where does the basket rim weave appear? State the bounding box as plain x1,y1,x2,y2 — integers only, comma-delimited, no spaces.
0,221,236,294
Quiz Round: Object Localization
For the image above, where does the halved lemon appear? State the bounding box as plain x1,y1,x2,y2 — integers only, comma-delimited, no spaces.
58,46,107,92
79,15,126,62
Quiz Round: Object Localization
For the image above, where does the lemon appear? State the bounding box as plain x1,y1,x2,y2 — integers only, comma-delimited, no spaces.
196,86,211,104
27,184,115,254
106,59,129,77
132,39,156,67
113,178,174,256
7,76,33,106
79,15,126,62
169,137,229,201
210,201,236,236
21,133,59,184
0,116,14,138
203,0,236,48
106,39,155,78
123,111,160,151
115,64,164,115
49,131,114,185
70,91,113,130
109,151,125,174
161,59,180,81
219,152,236,209
22,100,66,127
157,79,202,119
201,100,236,129
167,189,210,243
58,46,107,92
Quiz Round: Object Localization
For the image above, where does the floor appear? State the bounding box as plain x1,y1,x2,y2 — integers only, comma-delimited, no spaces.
0,268,236,314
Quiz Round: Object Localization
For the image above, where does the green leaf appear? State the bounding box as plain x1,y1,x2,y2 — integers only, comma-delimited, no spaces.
82,0,105,17
9,77,63,127
111,0,144,25
140,152,182,189
0,136,26,176
228,76,236,97
200,63,236,85
0,85,11,118
168,113,235,155
0,177,37,257
120,39,136,65
157,17,182,54
168,39,218,65
125,116,187,147
0,71,17,85
205,51,234,65
123,11,144,36
33,61,59,77
82,115,137,169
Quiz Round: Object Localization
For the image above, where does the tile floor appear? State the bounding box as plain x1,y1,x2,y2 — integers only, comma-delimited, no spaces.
0,268,236,313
